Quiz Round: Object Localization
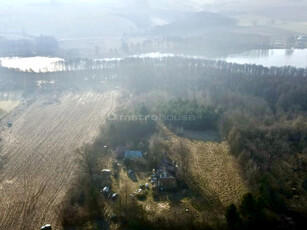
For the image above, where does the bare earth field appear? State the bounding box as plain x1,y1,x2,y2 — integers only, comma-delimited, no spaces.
0,90,117,230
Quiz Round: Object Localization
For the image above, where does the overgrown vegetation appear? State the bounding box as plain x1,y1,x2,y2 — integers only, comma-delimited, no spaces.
118,58,307,229
60,140,111,229
47,56,307,229
157,98,222,130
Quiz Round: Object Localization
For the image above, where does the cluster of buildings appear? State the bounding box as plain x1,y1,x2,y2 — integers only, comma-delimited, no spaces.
100,169,118,200
114,147,179,192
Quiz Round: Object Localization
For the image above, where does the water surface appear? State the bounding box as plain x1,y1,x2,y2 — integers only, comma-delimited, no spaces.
1,49,307,73
0,56,64,72
221,49,307,68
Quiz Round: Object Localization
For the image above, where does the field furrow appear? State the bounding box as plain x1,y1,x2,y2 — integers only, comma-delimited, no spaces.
0,90,117,230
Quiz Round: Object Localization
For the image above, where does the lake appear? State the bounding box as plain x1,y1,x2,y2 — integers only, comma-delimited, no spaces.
220,49,307,68
0,56,64,73
1,49,307,72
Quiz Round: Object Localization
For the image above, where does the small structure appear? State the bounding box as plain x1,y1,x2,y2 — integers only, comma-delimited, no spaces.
41,224,52,230
158,172,177,191
101,169,112,176
154,152,178,191
102,186,110,194
297,35,307,48
139,184,145,190
161,155,177,174
127,169,138,181
112,193,118,200
7,121,12,128
124,150,143,160
151,169,158,184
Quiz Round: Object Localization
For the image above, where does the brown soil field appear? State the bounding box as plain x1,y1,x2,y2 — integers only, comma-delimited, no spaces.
0,90,118,230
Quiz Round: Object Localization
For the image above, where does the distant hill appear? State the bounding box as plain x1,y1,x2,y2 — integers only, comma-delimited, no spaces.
149,11,237,36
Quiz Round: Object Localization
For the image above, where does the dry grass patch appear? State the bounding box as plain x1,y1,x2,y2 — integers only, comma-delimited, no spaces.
161,126,248,209
0,100,20,113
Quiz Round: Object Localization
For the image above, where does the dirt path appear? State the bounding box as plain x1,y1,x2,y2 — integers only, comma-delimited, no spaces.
0,90,117,230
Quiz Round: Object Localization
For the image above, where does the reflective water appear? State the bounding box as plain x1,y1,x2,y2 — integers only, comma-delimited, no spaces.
221,49,307,68
0,56,64,72
1,49,306,73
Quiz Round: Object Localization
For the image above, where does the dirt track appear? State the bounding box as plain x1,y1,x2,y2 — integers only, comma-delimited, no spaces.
0,90,117,229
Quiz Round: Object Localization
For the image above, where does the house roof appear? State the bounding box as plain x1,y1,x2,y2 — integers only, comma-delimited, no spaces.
124,150,143,159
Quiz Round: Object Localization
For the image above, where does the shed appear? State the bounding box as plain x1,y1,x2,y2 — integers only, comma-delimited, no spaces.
7,121,12,128
124,150,143,159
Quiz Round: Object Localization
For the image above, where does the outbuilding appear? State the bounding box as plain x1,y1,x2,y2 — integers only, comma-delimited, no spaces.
124,150,143,160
